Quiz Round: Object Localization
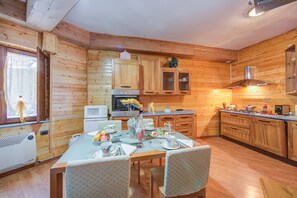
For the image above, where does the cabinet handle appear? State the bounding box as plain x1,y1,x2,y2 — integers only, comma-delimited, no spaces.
230,127,238,130
145,91,154,94
180,91,188,94
121,85,131,88
180,130,189,133
164,91,173,94
258,120,271,123
180,116,189,119
181,123,189,126
162,117,173,120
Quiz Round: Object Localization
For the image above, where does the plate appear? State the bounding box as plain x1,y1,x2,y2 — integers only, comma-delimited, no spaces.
105,129,117,134
148,131,166,139
93,145,118,158
120,137,141,144
145,127,156,131
161,141,180,150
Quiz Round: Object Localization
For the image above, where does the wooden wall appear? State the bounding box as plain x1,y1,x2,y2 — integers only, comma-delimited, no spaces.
0,19,88,161
231,29,297,112
87,50,232,137
50,39,87,156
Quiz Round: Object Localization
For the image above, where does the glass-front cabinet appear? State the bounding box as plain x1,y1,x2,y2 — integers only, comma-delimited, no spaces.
178,69,190,95
286,44,297,94
161,68,177,94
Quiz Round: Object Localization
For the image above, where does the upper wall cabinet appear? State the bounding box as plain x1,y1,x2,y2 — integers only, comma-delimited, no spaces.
161,68,177,95
178,69,190,95
139,55,161,95
286,44,296,95
112,59,139,90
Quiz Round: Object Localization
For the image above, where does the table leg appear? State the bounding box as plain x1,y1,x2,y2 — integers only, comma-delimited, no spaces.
50,171,63,198
138,161,140,185
159,158,162,167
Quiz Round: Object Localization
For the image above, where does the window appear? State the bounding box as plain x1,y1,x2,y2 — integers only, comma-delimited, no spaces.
0,46,49,124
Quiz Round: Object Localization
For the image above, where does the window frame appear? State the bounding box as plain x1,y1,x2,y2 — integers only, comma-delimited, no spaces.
0,46,48,125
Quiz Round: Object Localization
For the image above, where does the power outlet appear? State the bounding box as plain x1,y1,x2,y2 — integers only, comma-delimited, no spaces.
40,130,48,136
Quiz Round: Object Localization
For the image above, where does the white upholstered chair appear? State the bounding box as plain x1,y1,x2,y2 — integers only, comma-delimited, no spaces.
98,120,122,131
65,155,130,198
150,145,211,198
143,118,154,126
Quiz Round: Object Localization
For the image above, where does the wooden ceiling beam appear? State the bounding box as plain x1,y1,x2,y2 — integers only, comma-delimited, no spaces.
52,20,238,62
26,0,79,31
0,0,26,21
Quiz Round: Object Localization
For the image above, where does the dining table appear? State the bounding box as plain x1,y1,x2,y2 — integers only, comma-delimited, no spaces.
50,130,200,198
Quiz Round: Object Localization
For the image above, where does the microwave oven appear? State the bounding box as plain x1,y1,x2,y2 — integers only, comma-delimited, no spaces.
84,105,108,119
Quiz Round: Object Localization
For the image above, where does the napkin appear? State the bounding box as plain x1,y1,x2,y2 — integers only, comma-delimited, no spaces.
176,139,193,148
121,144,137,155
87,131,99,136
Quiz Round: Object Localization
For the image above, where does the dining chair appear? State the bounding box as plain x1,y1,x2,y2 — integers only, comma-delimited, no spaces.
65,155,130,198
98,120,122,131
150,145,211,198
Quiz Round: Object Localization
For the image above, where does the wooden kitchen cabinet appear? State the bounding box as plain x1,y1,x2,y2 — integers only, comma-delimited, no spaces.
175,114,193,137
139,55,161,95
220,112,252,145
288,121,297,161
112,59,139,90
161,68,177,95
251,117,287,157
158,115,175,129
221,112,251,129
285,44,297,94
177,69,191,95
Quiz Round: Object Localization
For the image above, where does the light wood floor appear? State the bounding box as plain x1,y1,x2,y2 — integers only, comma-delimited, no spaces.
0,137,297,198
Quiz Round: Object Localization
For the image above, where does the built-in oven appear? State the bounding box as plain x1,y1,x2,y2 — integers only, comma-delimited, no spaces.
111,90,140,117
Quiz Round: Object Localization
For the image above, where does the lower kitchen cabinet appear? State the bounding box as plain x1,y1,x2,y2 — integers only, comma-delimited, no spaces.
221,124,251,145
251,117,287,157
158,115,175,129
288,121,297,162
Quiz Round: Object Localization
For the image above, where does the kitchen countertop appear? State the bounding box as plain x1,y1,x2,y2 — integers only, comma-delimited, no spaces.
220,109,297,122
142,110,195,116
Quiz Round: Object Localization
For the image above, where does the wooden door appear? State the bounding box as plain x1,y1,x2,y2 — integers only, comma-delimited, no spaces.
161,68,177,95
251,117,287,157
112,59,139,90
139,55,161,95
177,69,191,95
288,121,297,161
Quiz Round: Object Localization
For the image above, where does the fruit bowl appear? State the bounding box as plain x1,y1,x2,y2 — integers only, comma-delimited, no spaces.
93,130,111,143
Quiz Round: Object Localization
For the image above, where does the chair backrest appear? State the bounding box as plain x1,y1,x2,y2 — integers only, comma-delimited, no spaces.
98,120,122,131
164,145,211,197
65,155,130,198
143,118,154,126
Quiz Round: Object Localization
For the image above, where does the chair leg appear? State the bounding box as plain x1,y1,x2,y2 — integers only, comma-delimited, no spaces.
138,161,140,185
150,159,153,163
159,158,162,166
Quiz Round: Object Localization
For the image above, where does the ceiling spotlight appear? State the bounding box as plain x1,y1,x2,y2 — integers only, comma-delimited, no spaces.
248,7,265,17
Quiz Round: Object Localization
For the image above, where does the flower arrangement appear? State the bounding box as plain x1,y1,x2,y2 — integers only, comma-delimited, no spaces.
121,99,143,111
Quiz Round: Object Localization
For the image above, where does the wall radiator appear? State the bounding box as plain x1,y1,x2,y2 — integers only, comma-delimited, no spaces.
0,132,36,174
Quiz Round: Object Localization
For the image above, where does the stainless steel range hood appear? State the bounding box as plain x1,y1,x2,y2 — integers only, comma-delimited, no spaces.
225,66,270,89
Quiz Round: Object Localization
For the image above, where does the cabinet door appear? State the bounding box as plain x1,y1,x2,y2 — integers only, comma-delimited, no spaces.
288,121,297,161
221,124,251,145
285,44,297,94
251,118,287,157
139,55,161,95
158,116,175,129
112,59,139,90
161,68,177,95
221,112,251,129
177,69,191,95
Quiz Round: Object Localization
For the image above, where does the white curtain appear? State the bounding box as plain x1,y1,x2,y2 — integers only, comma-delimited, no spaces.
4,52,37,118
